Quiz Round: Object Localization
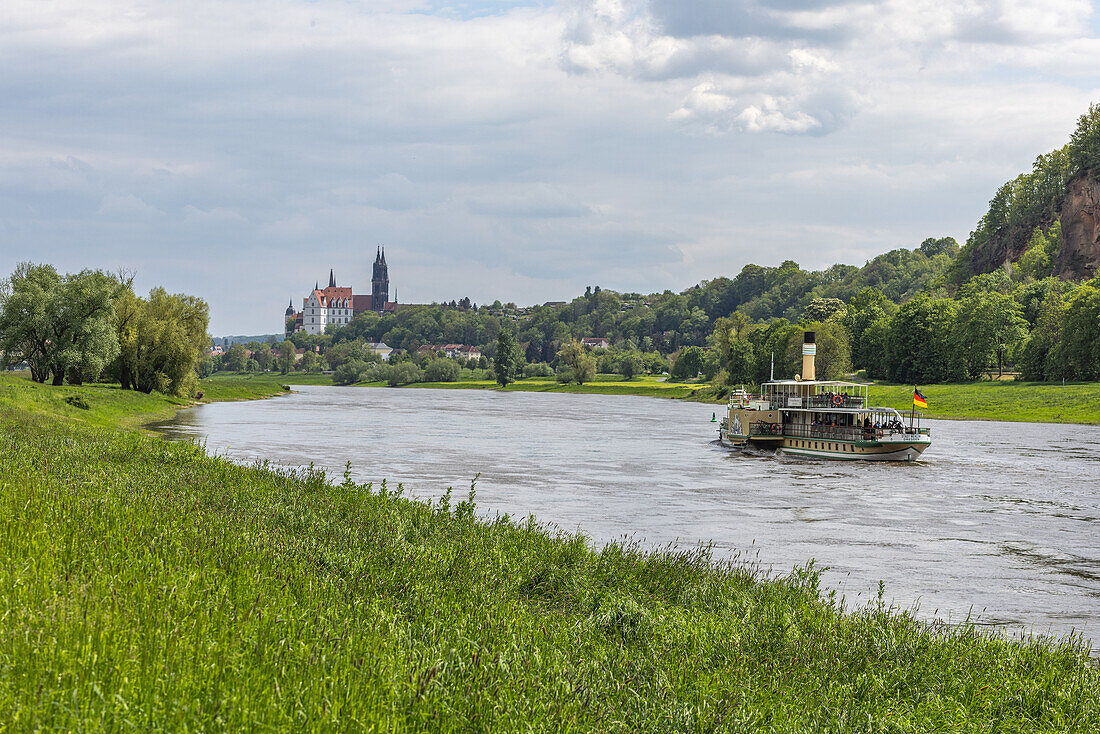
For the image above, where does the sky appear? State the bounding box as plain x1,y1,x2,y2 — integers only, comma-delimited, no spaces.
1,1,1098,335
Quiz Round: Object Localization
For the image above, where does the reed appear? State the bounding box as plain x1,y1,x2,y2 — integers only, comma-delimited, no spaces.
0,381,1096,730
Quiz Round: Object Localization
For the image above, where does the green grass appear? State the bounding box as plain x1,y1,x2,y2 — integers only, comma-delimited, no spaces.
1,377,1098,729
0,371,290,430
868,381,1100,424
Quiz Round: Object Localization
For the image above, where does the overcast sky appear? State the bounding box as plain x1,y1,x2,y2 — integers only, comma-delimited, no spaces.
1,1,1098,334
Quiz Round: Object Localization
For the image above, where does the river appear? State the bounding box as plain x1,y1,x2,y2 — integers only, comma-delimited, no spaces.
154,385,1100,651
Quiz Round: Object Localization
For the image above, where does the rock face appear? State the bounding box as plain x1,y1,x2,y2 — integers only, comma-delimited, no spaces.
1055,174,1100,280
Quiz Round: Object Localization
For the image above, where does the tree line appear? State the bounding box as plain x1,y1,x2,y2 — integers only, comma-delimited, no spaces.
0,263,209,396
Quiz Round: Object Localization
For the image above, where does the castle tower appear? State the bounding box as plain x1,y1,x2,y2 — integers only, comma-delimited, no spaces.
372,246,389,313
284,300,296,338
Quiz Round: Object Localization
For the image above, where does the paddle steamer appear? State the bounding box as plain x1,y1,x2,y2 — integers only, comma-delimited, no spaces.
718,332,931,461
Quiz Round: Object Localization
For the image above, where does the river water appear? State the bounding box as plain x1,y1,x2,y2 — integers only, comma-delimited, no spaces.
154,385,1100,650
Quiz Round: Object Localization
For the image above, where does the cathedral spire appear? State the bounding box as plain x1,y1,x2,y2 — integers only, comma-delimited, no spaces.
329,269,335,288
381,246,386,264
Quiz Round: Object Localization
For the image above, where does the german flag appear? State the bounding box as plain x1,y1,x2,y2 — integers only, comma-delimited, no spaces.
913,387,928,409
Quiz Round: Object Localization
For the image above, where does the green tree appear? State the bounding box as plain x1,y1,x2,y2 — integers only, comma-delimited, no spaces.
887,297,965,384
1054,283,1100,379
670,346,705,380
130,289,210,396
1019,292,1068,380
954,291,1028,378
493,326,522,387
0,265,121,385
223,344,247,372
618,352,642,380
425,358,461,382
278,340,296,374
333,360,367,386
253,343,274,372
801,297,846,323
1068,102,1100,174
0,263,61,382
387,362,423,386
1016,223,1062,281
557,340,596,384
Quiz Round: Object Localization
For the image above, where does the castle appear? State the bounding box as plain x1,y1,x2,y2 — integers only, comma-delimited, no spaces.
285,247,398,336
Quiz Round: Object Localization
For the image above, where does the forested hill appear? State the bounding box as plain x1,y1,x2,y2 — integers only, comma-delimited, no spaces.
292,236,959,361
956,103,1100,281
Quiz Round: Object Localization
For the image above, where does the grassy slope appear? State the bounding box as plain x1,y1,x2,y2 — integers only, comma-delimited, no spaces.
868,381,1100,424
0,372,289,430
1,375,1098,730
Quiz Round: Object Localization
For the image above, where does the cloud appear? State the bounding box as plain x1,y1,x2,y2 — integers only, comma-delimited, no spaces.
0,0,1096,333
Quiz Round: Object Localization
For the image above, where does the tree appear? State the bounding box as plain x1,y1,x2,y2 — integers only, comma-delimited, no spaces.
1055,283,1100,379
801,297,846,323
425,358,460,382
278,340,296,374
887,297,965,383
556,340,596,384
223,344,247,372
129,289,210,395
953,291,1028,378
493,326,522,387
0,264,122,385
1068,102,1100,174
253,343,274,372
1016,223,1061,281
618,352,642,380
0,263,61,382
387,362,423,386
671,346,705,380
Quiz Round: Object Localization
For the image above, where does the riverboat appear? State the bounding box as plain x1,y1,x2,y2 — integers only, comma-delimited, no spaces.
718,332,931,461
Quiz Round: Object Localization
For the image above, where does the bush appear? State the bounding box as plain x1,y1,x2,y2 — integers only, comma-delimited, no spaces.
333,360,368,386
387,362,424,386
424,358,461,382
523,362,554,378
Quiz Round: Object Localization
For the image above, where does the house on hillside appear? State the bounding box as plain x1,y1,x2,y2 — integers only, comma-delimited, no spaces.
580,337,610,350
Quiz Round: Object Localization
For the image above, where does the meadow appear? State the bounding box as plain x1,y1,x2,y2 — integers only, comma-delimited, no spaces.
867,381,1100,424
0,370,1098,730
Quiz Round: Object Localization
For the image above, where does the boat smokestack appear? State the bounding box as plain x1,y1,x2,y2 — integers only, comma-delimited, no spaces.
802,331,816,381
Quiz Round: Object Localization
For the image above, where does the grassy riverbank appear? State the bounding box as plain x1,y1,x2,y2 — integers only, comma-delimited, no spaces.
867,381,1100,424
204,370,1100,424
401,373,706,399
1,375,1098,730
0,371,289,430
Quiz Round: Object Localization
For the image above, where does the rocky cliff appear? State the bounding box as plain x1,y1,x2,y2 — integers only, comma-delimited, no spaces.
1054,174,1100,279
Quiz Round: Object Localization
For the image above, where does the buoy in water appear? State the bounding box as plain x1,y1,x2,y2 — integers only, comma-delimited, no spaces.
710,412,717,422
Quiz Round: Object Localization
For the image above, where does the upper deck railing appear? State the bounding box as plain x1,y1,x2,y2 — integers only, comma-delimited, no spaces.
749,422,930,441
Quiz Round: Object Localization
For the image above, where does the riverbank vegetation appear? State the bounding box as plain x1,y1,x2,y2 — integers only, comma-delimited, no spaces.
0,263,209,395
2,390,1098,730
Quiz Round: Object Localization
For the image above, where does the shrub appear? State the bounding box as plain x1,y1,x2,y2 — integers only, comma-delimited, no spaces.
424,358,461,383
523,362,554,378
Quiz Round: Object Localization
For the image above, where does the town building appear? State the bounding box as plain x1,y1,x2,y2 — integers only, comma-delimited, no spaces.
285,247,398,336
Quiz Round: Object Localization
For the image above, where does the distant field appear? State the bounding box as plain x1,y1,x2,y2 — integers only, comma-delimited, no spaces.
869,381,1100,425
399,374,706,399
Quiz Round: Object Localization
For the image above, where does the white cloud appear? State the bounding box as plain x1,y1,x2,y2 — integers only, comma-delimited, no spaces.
0,0,1096,332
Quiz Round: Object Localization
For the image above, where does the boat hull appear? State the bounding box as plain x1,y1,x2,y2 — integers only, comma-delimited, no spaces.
719,430,930,462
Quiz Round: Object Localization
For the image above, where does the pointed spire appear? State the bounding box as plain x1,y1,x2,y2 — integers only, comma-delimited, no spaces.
329,269,335,288
315,281,318,291
376,245,381,261
381,246,386,263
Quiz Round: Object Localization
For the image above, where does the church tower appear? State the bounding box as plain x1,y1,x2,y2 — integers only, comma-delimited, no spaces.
371,246,389,313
